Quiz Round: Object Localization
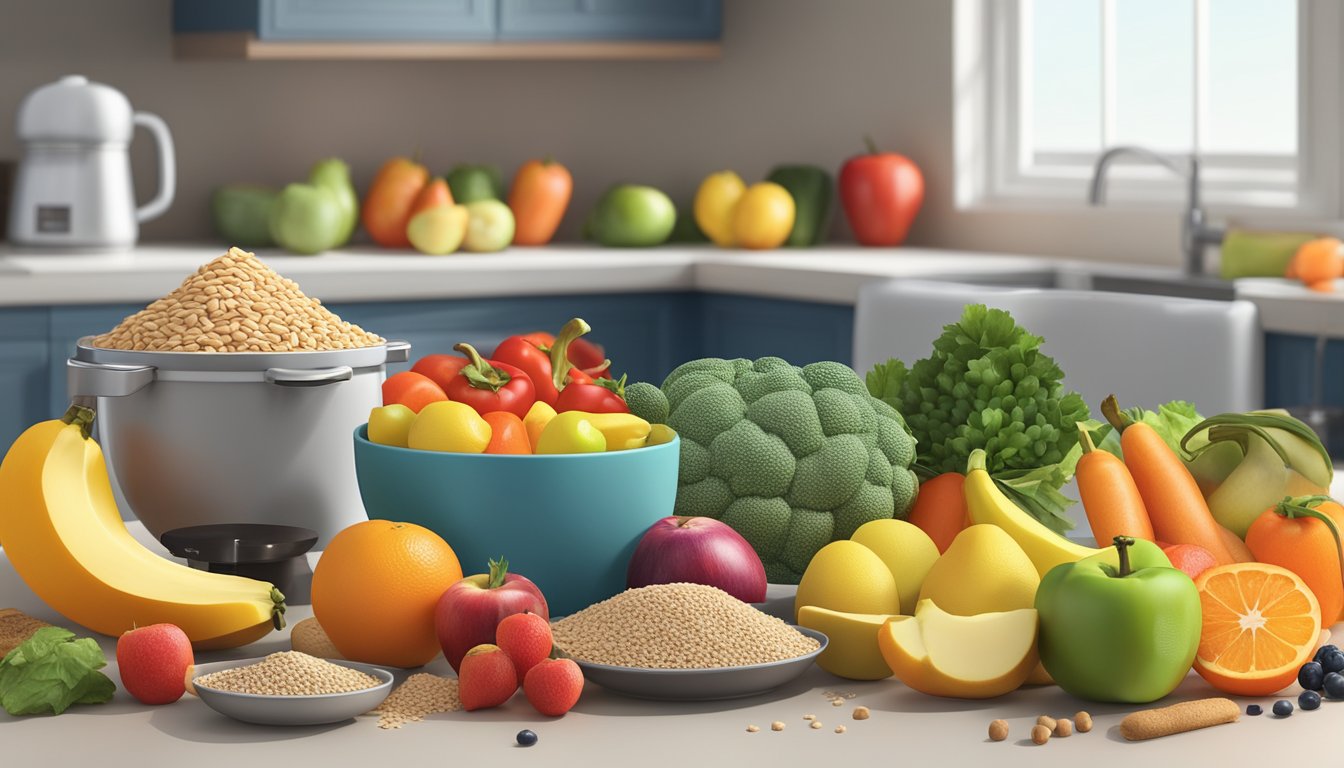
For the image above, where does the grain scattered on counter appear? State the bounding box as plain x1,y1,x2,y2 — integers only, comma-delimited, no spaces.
194,651,379,695
1036,714,1057,731
550,583,819,669
1075,711,1093,732
834,725,846,734
771,721,786,732
987,719,1009,741
851,705,870,720
1054,718,1073,737
746,724,760,733
90,247,383,352
1030,724,1051,745
372,673,462,730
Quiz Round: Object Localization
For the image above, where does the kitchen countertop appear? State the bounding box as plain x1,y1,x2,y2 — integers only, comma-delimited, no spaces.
4,499,1344,766
0,243,1340,338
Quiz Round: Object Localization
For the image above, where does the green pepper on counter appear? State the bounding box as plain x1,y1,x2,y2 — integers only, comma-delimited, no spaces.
765,164,834,247
445,163,505,204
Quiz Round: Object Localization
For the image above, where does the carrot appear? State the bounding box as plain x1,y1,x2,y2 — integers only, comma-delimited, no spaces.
1102,395,1237,565
362,156,429,248
508,158,573,246
1075,426,1154,546
907,472,968,554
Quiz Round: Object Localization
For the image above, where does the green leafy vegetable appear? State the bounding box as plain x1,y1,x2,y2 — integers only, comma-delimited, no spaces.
1085,401,1203,458
0,626,115,715
866,304,1090,533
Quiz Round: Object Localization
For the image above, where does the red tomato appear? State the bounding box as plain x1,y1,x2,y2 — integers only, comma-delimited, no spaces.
411,354,469,392
382,371,448,413
838,138,924,246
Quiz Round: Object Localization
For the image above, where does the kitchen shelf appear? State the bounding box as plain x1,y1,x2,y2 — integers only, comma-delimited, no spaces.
172,32,721,61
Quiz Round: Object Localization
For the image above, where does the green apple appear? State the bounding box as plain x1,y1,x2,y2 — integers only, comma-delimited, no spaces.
308,158,358,245
587,185,676,247
211,184,277,247
463,199,515,252
446,164,505,204
408,204,470,255
269,183,346,255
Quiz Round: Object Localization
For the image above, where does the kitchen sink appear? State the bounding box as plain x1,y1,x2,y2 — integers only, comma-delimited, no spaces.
1073,272,1237,301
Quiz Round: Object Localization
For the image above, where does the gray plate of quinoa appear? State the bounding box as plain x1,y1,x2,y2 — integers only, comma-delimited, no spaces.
188,651,394,726
566,626,828,702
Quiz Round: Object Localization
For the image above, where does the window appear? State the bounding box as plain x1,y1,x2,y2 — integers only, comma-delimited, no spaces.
955,0,1340,215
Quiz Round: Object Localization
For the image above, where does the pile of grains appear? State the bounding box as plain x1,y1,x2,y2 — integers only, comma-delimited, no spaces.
90,247,383,352
550,583,820,669
193,651,381,696
371,673,462,730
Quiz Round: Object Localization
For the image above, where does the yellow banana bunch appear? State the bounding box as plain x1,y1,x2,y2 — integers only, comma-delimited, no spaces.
0,407,285,649
964,449,1101,577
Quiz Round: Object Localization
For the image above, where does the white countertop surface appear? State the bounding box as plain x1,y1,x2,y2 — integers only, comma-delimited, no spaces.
0,243,1339,337
3,520,1340,767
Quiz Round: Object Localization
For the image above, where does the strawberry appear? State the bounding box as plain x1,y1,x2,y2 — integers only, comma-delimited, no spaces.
523,658,583,716
496,611,553,686
458,644,517,711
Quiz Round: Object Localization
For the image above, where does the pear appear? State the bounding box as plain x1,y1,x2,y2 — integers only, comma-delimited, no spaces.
794,540,900,622
308,158,358,245
851,519,939,615
918,524,1039,616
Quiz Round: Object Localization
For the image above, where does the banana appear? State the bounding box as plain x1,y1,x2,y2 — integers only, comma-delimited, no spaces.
0,407,285,649
964,449,1101,578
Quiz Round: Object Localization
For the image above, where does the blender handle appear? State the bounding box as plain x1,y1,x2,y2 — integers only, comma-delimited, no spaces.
132,111,176,223
67,359,156,398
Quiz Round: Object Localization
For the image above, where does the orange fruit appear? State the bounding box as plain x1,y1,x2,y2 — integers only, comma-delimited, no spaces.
1246,499,1344,625
311,520,462,668
1193,562,1321,696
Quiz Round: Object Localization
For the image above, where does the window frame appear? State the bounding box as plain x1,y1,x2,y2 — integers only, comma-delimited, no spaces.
954,0,1342,220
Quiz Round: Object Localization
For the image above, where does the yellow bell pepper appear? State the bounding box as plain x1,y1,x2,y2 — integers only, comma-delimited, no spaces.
523,401,557,453
581,412,653,451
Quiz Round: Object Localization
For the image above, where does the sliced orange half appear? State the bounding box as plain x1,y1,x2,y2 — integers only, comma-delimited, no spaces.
1193,562,1322,697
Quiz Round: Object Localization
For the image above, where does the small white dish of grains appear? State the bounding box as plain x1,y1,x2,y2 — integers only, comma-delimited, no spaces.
188,651,394,726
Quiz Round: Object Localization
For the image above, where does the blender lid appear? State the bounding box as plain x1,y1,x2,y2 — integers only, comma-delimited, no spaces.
15,75,134,144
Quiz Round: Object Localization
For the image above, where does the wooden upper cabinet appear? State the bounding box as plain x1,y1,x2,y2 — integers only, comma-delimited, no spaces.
498,0,721,41
173,0,722,59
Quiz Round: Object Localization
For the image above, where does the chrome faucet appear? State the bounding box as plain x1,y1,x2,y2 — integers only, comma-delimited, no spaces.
1088,146,1225,276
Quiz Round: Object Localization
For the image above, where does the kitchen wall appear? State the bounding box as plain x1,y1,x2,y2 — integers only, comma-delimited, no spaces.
0,0,1183,265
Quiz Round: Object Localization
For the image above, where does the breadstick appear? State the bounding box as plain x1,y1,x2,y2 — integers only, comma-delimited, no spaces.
1119,698,1240,741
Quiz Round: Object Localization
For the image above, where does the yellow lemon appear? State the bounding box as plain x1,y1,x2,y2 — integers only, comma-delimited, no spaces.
794,540,900,622
731,182,795,250
693,171,746,247
851,518,939,615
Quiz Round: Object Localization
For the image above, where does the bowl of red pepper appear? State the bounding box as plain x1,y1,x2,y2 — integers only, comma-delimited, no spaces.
353,426,679,616
354,318,681,615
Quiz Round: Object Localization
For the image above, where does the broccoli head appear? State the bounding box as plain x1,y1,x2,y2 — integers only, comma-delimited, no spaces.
625,357,918,584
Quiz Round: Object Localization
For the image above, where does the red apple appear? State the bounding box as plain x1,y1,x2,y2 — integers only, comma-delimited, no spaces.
626,516,768,603
435,557,549,673
116,623,194,705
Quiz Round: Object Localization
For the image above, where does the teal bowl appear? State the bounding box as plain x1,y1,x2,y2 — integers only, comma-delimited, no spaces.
352,426,680,616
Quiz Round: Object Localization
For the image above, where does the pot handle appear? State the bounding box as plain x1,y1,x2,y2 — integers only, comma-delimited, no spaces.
265,366,353,387
67,359,156,398
384,339,411,364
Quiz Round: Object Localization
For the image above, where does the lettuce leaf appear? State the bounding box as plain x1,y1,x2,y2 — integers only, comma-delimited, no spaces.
0,626,116,715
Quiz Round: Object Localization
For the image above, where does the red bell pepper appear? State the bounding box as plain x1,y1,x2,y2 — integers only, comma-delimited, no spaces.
445,342,536,418
554,371,630,414
410,353,469,392
838,136,924,246
511,328,612,380
492,318,595,405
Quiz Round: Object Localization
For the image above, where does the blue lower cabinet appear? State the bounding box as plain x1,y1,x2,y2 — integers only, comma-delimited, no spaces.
48,305,144,416
174,0,499,41
1264,332,1344,457
0,308,50,451
699,293,855,367
498,0,721,40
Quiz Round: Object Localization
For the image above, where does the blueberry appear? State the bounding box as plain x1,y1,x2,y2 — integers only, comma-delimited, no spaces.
1321,650,1344,675
1299,661,1326,691
1246,704,1263,716
1273,699,1294,717
1324,672,1344,699
1315,644,1340,663
516,730,538,747
1300,690,1322,710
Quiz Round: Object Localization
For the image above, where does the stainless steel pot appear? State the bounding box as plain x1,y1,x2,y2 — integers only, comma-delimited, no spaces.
68,339,409,546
